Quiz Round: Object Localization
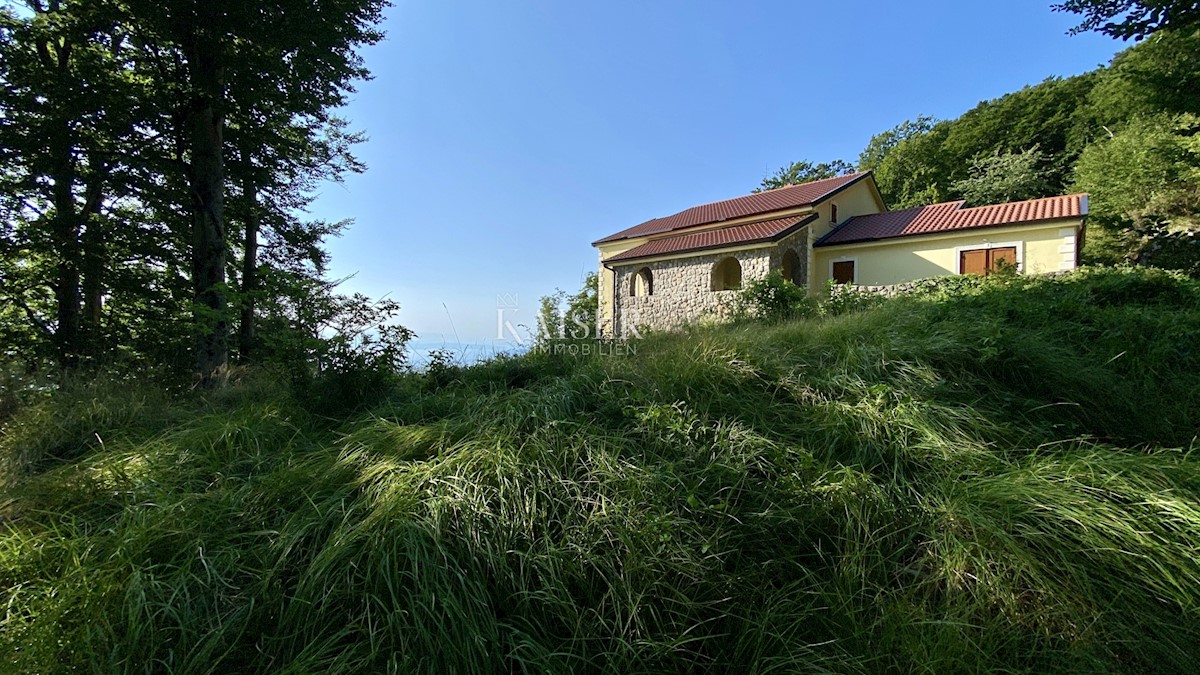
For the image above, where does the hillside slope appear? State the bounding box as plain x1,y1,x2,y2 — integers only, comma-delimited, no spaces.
2,268,1199,673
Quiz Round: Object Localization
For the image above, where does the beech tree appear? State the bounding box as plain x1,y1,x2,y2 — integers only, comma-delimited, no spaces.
951,146,1055,206
116,0,388,382
0,2,148,367
857,116,938,173
1,0,391,379
225,113,365,361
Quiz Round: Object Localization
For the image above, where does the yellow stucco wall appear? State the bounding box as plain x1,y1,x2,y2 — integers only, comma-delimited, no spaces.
807,180,887,242
812,220,1083,288
804,179,887,292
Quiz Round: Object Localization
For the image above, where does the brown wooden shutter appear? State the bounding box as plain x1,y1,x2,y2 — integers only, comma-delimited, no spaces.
832,260,855,284
960,249,988,276
988,247,1017,271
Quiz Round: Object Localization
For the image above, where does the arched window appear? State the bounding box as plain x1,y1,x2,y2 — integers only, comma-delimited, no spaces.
711,257,742,291
781,249,802,286
631,267,653,297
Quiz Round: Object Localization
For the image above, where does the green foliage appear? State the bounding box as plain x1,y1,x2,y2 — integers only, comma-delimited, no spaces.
1088,29,1200,119
857,115,938,173
3,269,1199,672
1076,115,1200,226
0,0,397,380
1141,228,1200,275
951,145,1056,206
872,124,953,208
1054,0,1200,40
733,271,816,322
755,159,854,192
1075,114,1200,267
871,74,1101,208
255,277,415,417
735,274,890,323
821,280,888,315
536,272,599,343
0,1,160,368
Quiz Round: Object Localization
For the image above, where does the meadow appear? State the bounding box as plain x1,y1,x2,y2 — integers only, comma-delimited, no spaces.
2,267,1198,673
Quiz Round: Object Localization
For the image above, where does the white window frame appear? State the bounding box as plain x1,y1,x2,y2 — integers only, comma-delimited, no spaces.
829,256,858,285
953,240,1024,274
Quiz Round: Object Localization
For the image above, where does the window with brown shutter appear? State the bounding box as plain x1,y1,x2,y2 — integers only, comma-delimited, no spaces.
832,260,855,285
959,246,1018,276
990,247,1016,269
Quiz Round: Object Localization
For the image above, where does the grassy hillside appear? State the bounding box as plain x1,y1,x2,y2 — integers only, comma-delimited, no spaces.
2,268,1199,673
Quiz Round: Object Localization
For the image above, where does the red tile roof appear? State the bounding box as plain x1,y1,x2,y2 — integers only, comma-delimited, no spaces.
594,172,871,245
815,194,1088,247
607,213,818,263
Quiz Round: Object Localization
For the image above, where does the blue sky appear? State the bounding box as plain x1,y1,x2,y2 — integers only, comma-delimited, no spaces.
309,0,1123,354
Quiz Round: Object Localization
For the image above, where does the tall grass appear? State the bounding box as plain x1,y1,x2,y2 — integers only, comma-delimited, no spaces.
1,267,1198,673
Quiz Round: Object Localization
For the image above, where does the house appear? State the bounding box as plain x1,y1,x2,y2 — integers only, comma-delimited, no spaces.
593,172,1087,337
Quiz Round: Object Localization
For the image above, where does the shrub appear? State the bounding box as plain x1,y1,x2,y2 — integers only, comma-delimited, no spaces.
1141,228,1200,277
821,280,886,315
734,271,817,322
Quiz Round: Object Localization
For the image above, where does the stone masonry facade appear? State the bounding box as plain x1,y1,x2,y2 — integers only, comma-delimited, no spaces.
609,227,809,337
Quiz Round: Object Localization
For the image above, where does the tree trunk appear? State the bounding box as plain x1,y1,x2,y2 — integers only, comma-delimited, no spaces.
238,182,259,361
80,217,106,357
187,41,228,385
50,140,82,369
78,177,108,362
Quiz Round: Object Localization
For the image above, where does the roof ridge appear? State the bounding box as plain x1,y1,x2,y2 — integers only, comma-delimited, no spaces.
594,171,873,246
676,171,867,211
754,170,869,193
954,193,1086,213
882,199,966,215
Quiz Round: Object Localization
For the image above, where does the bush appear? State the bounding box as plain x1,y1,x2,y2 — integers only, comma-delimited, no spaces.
1141,228,1200,277
734,271,816,322
820,280,887,315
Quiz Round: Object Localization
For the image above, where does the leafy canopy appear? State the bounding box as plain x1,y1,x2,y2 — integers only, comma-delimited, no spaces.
1054,0,1200,40
951,146,1055,206
754,159,854,193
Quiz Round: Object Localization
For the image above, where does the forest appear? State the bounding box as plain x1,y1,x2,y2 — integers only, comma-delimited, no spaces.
0,0,404,387
760,27,1200,275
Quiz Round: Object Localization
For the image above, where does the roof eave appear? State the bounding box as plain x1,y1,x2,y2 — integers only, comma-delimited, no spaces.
608,239,773,264
609,213,819,264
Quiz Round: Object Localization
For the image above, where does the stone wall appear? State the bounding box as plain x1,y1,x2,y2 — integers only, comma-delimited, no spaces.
608,228,808,336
